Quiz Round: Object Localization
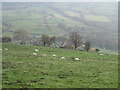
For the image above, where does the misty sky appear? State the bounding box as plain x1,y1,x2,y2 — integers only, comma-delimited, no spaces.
2,0,119,2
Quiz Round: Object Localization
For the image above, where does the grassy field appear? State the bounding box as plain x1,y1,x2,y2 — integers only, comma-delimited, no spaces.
84,15,110,22
2,43,118,88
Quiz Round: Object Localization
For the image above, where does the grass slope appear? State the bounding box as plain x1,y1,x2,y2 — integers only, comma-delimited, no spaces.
2,43,118,88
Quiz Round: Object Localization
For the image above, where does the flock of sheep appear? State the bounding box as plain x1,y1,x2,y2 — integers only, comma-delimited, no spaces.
2,47,104,61
33,49,80,61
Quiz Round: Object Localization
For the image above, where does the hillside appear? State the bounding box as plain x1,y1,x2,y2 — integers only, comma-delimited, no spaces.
2,2,118,51
2,43,118,88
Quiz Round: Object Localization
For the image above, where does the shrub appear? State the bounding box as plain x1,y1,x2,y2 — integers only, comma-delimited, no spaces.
96,48,100,52
2,36,12,43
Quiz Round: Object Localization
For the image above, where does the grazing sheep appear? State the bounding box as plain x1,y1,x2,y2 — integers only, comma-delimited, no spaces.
100,53,104,56
35,49,38,52
52,54,56,57
61,56,65,60
5,48,8,51
43,54,46,57
74,58,80,61
33,53,37,56
83,45,85,47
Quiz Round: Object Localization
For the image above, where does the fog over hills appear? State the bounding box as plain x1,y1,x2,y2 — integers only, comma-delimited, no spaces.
2,2,118,51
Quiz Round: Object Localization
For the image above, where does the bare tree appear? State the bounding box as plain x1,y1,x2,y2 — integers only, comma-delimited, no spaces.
69,31,82,50
50,36,56,47
84,41,91,51
47,38,53,47
46,36,56,47
13,29,29,44
41,34,49,46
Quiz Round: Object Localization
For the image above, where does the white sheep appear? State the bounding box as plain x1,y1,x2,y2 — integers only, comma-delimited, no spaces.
33,53,37,56
100,53,104,56
43,54,46,57
61,56,65,60
5,48,8,51
52,54,56,57
0,49,2,51
83,45,85,47
74,58,80,61
35,49,38,52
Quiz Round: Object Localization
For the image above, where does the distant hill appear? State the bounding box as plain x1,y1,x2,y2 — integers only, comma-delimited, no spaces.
2,2,118,51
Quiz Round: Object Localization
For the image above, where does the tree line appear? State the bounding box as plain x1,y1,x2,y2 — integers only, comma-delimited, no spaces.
2,29,99,52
